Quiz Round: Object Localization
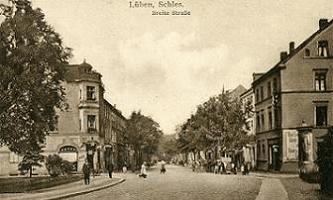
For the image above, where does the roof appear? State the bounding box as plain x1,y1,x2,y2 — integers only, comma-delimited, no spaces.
64,61,102,82
103,99,126,121
228,85,247,99
252,19,333,86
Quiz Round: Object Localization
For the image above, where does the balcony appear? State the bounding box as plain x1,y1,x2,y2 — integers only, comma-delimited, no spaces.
79,99,99,109
88,128,98,134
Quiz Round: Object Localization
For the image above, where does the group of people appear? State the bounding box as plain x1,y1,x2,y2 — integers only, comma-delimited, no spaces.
82,159,128,185
82,159,166,184
192,160,250,175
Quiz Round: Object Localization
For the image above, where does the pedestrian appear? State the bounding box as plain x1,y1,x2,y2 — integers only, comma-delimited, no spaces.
122,163,127,173
160,160,166,174
107,162,113,178
241,163,245,175
82,159,91,185
139,161,147,178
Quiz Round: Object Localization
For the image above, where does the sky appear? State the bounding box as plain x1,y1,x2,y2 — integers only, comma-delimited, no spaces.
16,0,333,134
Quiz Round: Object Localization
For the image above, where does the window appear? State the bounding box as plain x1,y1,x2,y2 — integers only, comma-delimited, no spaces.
315,72,326,91
9,152,19,163
260,86,264,101
305,49,310,57
257,142,261,157
256,113,260,131
268,110,273,129
87,115,96,132
318,40,329,57
274,109,280,128
267,82,272,97
273,78,278,93
261,112,265,130
316,106,327,126
255,89,259,103
87,86,96,100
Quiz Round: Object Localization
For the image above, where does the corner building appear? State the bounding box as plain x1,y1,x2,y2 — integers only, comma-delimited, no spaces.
44,61,105,173
253,19,333,172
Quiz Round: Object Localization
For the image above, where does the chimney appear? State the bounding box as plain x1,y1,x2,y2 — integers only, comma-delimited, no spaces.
319,19,329,30
280,51,288,61
289,42,295,54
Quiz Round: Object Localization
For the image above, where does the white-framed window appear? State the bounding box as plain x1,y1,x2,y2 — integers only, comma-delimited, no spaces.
9,152,20,164
314,72,326,91
318,40,329,57
87,115,97,133
86,86,96,100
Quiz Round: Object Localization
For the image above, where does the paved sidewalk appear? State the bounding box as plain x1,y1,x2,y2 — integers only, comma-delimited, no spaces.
250,172,298,179
256,178,288,200
0,173,125,200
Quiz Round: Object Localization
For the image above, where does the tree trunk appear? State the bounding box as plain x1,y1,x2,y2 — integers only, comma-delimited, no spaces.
29,166,32,178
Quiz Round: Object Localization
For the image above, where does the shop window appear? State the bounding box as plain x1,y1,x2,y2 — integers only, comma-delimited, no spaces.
87,86,96,100
262,143,266,155
315,106,327,126
87,115,96,132
318,40,329,57
314,72,326,91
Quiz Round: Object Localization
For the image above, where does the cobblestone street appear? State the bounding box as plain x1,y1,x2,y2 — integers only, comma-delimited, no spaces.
67,165,261,200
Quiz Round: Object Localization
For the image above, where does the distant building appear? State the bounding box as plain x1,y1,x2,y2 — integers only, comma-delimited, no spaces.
102,100,127,171
253,19,333,172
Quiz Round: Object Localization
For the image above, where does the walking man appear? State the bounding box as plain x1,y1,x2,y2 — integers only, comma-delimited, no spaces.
108,162,114,178
82,159,91,185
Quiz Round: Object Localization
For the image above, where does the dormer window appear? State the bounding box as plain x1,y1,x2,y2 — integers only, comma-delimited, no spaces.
305,49,310,57
87,86,96,100
318,40,329,57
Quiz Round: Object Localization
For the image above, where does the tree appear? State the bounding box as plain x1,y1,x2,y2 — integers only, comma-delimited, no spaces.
176,89,252,160
0,0,71,167
18,150,44,177
157,134,178,161
126,111,163,169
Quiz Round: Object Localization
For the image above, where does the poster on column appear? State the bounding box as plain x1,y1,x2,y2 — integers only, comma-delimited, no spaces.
285,130,299,161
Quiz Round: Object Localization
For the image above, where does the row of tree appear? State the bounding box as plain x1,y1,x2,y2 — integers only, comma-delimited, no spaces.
176,89,253,161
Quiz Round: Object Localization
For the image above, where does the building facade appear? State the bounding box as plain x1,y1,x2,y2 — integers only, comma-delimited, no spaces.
102,100,128,171
253,19,333,172
44,61,105,173
0,61,129,175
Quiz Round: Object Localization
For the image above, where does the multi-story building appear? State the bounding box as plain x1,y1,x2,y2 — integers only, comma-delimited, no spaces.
253,19,333,172
102,100,128,171
44,61,105,173
0,61,129,175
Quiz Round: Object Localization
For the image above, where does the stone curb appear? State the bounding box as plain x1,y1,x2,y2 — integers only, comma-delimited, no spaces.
42,178,125,200
249,173,298,179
